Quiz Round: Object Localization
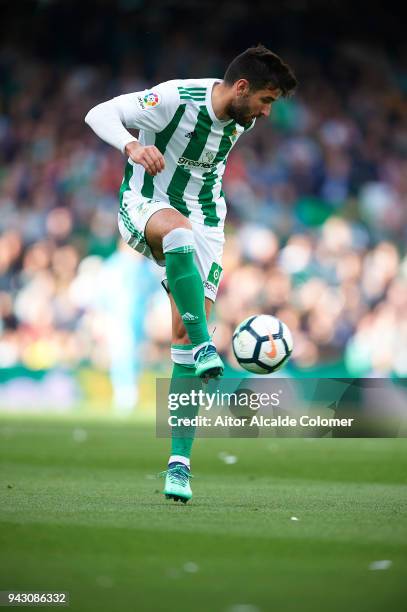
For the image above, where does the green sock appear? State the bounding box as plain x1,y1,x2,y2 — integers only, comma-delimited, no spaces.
165,247,209,347
170,360,201,460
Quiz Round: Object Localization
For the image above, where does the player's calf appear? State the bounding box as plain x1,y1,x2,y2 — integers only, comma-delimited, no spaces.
163,228,210,348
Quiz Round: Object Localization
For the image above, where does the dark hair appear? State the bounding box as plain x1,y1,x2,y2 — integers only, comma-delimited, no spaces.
224,44,297,97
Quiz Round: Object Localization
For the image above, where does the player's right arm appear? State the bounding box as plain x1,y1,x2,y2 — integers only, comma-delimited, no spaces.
85,82,179,176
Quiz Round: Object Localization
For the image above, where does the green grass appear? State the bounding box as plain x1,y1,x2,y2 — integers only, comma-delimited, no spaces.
0,416,406,612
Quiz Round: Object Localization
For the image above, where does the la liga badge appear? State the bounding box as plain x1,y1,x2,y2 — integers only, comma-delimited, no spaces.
143,91,161,108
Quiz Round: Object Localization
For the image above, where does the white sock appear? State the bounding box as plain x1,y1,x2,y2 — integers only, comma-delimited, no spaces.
168,455,190,469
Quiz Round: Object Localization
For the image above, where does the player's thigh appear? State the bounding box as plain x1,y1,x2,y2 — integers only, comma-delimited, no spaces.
118,193,192,264
145,208,192,262
170,293,213,344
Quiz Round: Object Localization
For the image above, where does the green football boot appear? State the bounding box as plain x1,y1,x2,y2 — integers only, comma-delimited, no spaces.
162,463,193,503
194,343,224,381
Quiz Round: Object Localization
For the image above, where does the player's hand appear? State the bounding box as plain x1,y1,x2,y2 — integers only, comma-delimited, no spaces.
125,141,165,176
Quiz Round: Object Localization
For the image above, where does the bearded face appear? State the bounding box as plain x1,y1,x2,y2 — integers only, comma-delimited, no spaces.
227,84,282,126
227,93,254,126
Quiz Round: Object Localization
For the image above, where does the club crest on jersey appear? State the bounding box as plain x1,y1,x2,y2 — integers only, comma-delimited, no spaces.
203,151,214,163
138,91,161,110
230,128,238,141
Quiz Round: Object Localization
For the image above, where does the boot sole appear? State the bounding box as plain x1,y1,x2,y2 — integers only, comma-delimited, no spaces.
165,493,190,504
198,366,224,382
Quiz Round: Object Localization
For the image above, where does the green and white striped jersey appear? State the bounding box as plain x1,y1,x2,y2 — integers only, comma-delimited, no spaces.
115,79,254,228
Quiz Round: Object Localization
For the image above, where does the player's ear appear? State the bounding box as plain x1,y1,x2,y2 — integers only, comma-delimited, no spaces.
235,79,250,97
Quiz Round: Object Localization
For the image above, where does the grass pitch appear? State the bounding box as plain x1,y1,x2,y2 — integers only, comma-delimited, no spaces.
0,415,406,612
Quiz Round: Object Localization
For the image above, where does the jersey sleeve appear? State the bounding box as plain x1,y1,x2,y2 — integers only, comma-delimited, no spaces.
114,81,181,133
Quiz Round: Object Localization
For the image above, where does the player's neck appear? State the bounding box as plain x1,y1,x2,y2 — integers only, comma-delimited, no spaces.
211,82,233,121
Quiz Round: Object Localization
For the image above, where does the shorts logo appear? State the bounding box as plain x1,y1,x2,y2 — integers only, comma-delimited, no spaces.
135,200,150,215
207,262,222,288
143,92,160,107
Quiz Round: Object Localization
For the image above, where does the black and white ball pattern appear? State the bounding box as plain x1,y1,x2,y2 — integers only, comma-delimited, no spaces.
232,314,293,374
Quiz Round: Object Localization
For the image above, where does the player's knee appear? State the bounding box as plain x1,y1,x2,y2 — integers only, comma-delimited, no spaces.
165,215,192,232
162,226,195,254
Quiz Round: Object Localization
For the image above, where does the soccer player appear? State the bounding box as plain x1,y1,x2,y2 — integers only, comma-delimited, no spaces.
85,44,297,502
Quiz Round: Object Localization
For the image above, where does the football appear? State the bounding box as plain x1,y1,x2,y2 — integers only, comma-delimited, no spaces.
232,314,293,374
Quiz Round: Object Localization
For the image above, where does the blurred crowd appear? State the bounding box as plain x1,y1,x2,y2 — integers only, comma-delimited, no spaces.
0,38,406,410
